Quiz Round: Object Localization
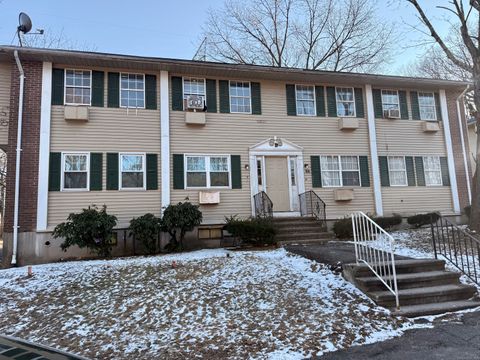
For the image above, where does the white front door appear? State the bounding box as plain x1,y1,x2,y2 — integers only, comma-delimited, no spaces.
265,156,290,212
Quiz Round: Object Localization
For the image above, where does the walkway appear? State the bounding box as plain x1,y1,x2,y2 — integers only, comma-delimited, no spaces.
0,335,88,359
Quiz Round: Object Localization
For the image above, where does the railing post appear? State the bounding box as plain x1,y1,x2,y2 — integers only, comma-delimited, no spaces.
431,214,438,259
352,213,359,264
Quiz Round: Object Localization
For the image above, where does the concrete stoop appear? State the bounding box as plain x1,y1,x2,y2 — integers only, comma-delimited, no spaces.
343,259,480,317
273,217,333,245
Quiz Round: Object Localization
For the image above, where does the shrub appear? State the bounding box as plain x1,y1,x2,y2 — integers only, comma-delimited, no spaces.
53,205,117,257
129,213,162,255
407,212,440,228
224,216,277,246
333,217,353,239
161,202,203,252
372,214,403,231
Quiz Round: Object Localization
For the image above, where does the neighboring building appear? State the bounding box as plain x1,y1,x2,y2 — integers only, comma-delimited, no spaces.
0,46,473,265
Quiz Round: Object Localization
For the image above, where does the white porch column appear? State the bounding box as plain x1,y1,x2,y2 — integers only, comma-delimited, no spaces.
365,85,383,216
36,62,52,231
160,70,170,212
439,89,461,214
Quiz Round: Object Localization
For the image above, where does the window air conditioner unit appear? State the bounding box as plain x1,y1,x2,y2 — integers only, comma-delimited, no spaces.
186,95,205,110
385,108,400,119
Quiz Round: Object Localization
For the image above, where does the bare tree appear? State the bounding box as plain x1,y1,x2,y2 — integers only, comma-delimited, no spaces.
201,0,393,72
19,28,97,51
405,0,480,230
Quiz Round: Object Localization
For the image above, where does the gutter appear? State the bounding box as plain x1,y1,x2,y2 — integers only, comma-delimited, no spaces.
12,50,25,266
457,85,472,205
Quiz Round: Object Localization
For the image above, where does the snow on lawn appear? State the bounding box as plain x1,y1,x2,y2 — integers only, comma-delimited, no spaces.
0,249,425,359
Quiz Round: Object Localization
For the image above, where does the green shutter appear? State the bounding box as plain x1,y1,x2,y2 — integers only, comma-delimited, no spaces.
399,91,409,119
251,82,262,115
231,155,242,189
286,84,296,116
326,87,337,117
91,71,104,107
173,154,185,189
379,156,390,187
405,156,416,186
359,156,370,187
90,153,103,191
146,154,158,190
219,80,230,113
145,75,157,110
415,157,425,186
372,89,383,118
48,152,61,191
311,156,322,188
434,93,442,121
440,157,450,186
107,72,119,108
171,76,183,111
315,86,325,117
51,69,64,105
206,79,217,113
410,91,420,120
106,153,119,190
354,88,364,118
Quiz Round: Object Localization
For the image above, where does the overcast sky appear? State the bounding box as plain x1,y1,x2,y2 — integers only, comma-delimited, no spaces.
0,0,452,75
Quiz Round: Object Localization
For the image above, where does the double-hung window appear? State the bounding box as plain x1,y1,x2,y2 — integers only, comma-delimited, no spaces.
336,87,355,117
418,92,436,121
120,153,145,189
423,156,442,186
320,155,360,187
230,81,251,113
62,153,89,190
295,85,315,116
186,155,230,188
120,73,145,108
65,70,91,105
388,156,407,186
381,90,400,115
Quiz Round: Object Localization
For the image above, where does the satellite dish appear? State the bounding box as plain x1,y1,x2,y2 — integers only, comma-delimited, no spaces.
18,12,32,34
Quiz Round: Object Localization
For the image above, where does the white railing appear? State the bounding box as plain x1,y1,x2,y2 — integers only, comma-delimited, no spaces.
351,211,400,309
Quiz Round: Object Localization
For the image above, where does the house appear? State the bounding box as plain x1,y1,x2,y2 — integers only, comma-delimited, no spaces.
0,46,473,265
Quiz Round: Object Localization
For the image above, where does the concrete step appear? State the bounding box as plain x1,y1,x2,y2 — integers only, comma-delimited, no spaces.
345,259,446,277
370,284,477,307
272,216,316,222
356,270,461,291
276,232,332,241
274,222,326,231
392,299,480,317
278,238,331,246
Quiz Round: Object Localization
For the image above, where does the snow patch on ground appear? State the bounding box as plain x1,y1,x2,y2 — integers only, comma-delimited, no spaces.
0,248,426,359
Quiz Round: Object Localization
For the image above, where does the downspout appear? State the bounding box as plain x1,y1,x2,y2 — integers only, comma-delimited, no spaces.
456,85,472,205
12,50,25,266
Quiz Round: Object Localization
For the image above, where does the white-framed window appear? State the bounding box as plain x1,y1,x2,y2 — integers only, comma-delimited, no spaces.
230,81,251,113
388,156,408,186
320,155,360,187
336,87,356,117
62,152,89,191
65,69,91,105
381,90,400,113
119,153,146,190
120,73,145,108
423,156,442,186
185,155,230,188
183,77,206,98
295,85,316,116
418,92,436,121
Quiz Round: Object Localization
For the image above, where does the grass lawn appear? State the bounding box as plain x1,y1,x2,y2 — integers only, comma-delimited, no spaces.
0,248,426,359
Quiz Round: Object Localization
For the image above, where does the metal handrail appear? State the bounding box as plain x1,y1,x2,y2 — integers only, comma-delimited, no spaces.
431,213,480,286
299,190,327,230
352,211,400,309
253,191,273,218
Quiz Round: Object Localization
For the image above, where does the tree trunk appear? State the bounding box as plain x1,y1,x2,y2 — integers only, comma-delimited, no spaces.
469,75,480,232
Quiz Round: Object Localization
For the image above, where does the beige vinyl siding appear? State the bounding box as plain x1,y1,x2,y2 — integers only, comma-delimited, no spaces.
376,116,453,214
170,78,374,223
48,66,161,229
0,62,11,147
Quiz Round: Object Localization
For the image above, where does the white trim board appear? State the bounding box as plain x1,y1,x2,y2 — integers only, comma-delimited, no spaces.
36,62,52,231
160,71,170,212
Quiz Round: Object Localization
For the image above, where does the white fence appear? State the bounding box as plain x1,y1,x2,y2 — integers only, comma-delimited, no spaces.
351,211,399,309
